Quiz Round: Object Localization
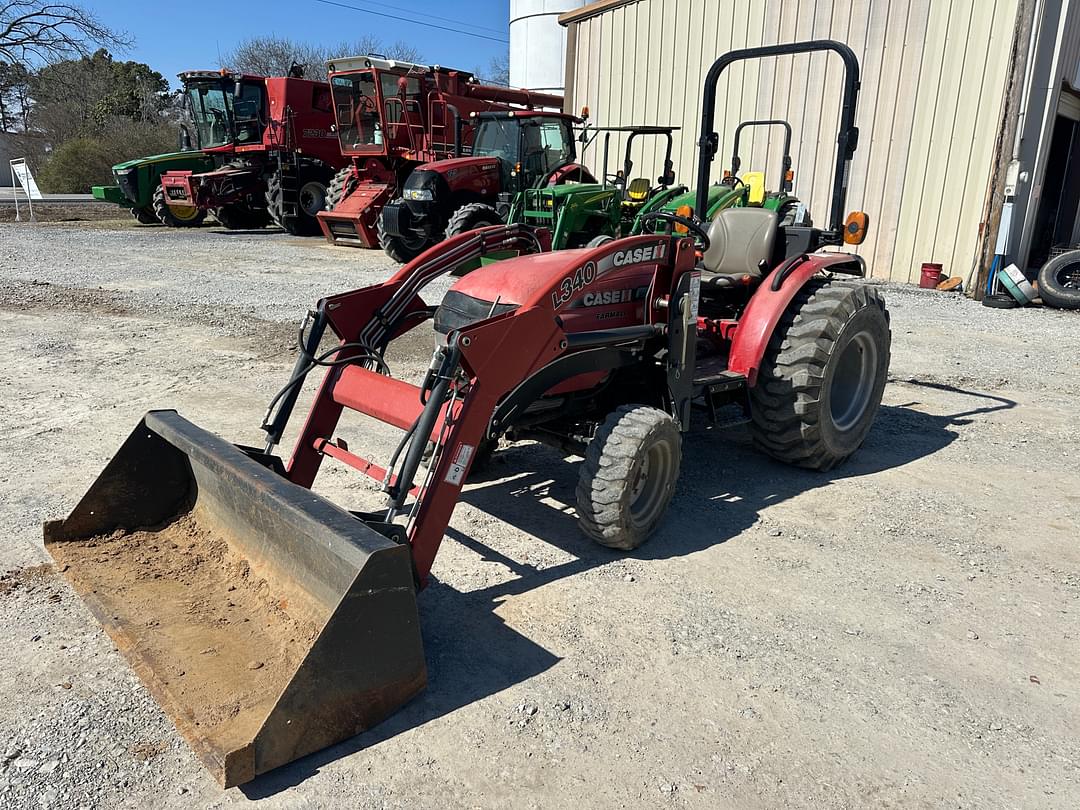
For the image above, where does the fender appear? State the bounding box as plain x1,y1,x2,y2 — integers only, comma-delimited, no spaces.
728,252,865,386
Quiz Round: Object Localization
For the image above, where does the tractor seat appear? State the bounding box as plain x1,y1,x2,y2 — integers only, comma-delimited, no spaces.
622,178,651,207
699,208,779,287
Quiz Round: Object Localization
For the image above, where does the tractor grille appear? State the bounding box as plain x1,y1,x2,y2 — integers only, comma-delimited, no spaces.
166,185,188,201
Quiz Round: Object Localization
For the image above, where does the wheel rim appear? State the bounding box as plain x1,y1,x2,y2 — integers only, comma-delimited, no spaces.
1053,260,1080,290
628,441,674,528
829,331,879,432
299,181,327,217
171,204,200,222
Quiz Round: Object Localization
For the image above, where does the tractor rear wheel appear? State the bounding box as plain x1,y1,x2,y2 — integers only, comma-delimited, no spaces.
748,280,890,471
325,166,357,211
266,174,327,236
445,203,503,239
130,207,157,225
152,184,205,228
576,405,682,550
377,199,431,263
1036,250,1080,310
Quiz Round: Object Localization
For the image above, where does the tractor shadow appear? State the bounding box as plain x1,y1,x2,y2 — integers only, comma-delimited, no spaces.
240,379,1013,797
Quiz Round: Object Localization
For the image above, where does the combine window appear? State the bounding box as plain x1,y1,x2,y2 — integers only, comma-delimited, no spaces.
331,72,383,153
184,81,265,148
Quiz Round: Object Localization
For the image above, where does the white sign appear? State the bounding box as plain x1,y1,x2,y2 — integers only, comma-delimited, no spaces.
9,159,42,200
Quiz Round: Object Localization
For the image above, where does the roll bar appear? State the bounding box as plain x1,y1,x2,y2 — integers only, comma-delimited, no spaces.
695,40,860,234
731,119,793,193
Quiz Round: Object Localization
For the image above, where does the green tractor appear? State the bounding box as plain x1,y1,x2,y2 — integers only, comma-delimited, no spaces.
92,150,214,227
508,125,683,249
636,118,810,233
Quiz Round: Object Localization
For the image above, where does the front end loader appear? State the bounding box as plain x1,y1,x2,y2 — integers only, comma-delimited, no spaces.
47,40,886,788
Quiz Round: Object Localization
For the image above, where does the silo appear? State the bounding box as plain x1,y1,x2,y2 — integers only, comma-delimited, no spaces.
509,0,587,94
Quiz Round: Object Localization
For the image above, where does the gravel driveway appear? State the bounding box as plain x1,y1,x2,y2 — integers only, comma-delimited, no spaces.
1,220,1078,809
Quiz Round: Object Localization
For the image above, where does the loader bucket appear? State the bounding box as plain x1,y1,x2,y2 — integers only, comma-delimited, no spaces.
43,410,426,787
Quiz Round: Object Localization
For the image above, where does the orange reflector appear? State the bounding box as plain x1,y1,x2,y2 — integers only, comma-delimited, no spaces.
675,204,692,235
581,105,590,119
722,170,732,178
844,211,869,245
785,170,795,182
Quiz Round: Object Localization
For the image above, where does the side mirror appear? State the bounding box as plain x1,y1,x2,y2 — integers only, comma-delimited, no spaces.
233,79,243,98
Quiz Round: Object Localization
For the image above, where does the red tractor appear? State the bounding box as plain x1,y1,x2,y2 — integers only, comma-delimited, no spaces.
46,41,889,787
158,69,348,234
377,109,597,262
315,56,564,251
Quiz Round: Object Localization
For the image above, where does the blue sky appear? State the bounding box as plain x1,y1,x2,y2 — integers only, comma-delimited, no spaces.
87,0,509,87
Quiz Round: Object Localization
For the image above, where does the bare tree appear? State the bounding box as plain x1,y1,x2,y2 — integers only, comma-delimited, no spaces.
0,1,130,65
222,35,425,80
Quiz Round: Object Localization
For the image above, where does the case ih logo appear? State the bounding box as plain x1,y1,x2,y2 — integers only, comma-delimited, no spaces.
611,243,667,267
579,287,649,307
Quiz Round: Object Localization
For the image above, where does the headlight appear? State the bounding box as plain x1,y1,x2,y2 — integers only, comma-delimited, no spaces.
404,188,434,201
543,198,553,209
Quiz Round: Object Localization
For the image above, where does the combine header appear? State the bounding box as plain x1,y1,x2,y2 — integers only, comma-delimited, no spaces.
47,41,889,787
316,56,563,251
158,70,349,233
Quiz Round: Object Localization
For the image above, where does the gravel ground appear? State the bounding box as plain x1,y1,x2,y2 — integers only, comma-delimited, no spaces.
1,221,1078,809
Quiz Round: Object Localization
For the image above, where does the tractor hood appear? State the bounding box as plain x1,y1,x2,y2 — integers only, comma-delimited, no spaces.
412,154,502,178
662,183,746,215
110,151,204,172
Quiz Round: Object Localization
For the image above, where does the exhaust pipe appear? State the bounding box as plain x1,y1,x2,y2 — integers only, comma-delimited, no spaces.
44,410,426,787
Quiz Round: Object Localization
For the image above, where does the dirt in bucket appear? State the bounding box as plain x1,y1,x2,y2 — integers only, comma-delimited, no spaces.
49,512,324,756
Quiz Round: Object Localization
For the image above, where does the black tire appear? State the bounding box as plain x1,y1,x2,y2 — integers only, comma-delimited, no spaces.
585,234,614,248
152,184,206,228
130,207,157,225
981,292,1020,309
212,204,269,230
325,166,357,212
748,280,890,471
265,173,327,236
576,404,682,551
445,202,503,239
377,199,432,263
1036,250,1080,310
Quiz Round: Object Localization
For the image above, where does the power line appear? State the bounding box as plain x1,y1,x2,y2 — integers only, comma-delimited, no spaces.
335,0,507,36
312,0,510,44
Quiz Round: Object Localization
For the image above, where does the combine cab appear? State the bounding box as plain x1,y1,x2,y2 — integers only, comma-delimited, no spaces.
157,70,348,234
316,56,564,250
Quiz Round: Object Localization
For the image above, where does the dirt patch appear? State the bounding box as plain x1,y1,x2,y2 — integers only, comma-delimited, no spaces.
0,564,55,597
130,739,170,762
0,205,130,224
48,513,321,755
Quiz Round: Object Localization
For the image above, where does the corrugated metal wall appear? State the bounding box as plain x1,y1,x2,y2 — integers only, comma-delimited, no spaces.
566,0,1020,283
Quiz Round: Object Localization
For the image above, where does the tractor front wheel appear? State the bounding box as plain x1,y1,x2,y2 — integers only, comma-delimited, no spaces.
152,184,205,228
576,405,682,551
377,199,432,263
748,280,890,471
445,202,502,239
130,207,157,225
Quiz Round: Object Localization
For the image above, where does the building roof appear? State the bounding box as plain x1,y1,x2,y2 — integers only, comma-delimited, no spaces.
558,0,638,26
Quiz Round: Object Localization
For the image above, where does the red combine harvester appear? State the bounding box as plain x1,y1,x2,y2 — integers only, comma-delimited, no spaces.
316,55,563,250
159,69,348,234
46,41,888,787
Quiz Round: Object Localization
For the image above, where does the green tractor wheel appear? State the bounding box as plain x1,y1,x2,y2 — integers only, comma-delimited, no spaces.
130,207,158,225
152,184,206,228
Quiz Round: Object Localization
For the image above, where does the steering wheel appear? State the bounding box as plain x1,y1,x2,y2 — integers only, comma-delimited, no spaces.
637,211,711,251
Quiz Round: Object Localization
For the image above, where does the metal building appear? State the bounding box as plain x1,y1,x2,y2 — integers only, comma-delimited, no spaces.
558,0,1080,287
